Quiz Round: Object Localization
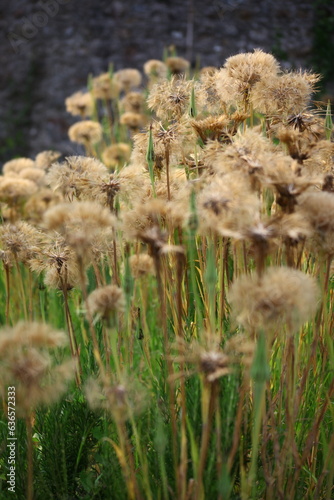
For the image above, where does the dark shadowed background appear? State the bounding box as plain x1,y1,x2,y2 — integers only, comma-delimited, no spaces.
1,0,333,164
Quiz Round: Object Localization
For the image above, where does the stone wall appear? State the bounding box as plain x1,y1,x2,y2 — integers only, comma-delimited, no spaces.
1,0,333,164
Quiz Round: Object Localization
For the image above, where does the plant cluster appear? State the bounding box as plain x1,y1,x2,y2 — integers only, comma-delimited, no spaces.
0,49,333,500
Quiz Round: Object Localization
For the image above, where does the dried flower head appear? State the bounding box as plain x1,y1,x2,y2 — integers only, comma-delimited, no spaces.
30,237,81,290
43,201,116,258
303,140,334,177
35,150,61,170
131,120,189,171
43,266,81,290
200,66,217,76
270,212,312,243
143,59,167,82
259,155,319,213
154,168,187,202
173,335,232,383
19,167,46,185
121,91,145,113
0,177,37,206
197,68,225,113
87,285,125,323
191,115,231,143
2,158,35,176
92,72,121,100
252,71,320,116
116,163,151,204
284,110,324,136
65,90,94,118
68,120,103,145
79,174,121,209
121,198,168,240
165,56,190,75
229,267,319,332
276,127,314,166
114,68,142,93
297,191,334,256
102,143,131,169
147,76,195,120
129,253,155,278
85,374,148,422
225,49,279,82
198,173,260,237
216,49,280,108
0,322,74,416
0,221,44,264
207,128,273,182
25,188,64,223
46,155,108,201
120,112,147,132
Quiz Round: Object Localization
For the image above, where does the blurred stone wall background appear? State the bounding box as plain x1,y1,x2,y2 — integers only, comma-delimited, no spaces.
1,0,333,164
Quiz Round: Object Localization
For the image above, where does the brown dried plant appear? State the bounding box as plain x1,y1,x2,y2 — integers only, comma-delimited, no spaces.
0,322,74,416
229,267,319,334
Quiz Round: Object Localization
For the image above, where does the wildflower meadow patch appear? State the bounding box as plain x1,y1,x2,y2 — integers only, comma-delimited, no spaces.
0,49,333,499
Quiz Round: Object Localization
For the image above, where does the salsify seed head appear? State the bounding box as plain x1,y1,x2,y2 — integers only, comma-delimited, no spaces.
102,143,131,169
251,71,320,116
87,284,126,323
165,56,190,75
92,72,121,100
46,155,108,201
114,68,142,93
229,267,319,333
173,336,233,383
2,158,35,176
0,221,45,264
143,59,167,82
85,374,148,422
0,177,38,205
120,111,147,132
65,90,94,118
297,191,334,256
35,150,61,170
129,253,155,278
215,49,280,108
147,76,195,120
19,167,46,186
121,91,145,113
43,200,116,259
0,322,74,416
68,120,103,145
24,188,64,224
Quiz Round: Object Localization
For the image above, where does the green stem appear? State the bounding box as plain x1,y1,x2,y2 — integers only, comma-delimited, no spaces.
26,415,34,500
14,257,28,320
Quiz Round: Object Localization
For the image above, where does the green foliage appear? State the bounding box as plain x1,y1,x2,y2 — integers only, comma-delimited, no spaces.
33,396,100,499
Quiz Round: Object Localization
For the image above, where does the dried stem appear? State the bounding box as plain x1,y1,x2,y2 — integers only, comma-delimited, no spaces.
195,380,219,500
61,270,81,386
165,145,171,201
105,98,114,139
14,257,28,320
77,255,105,376
175,252,188,500
3,262,10,324
153,250,179,495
